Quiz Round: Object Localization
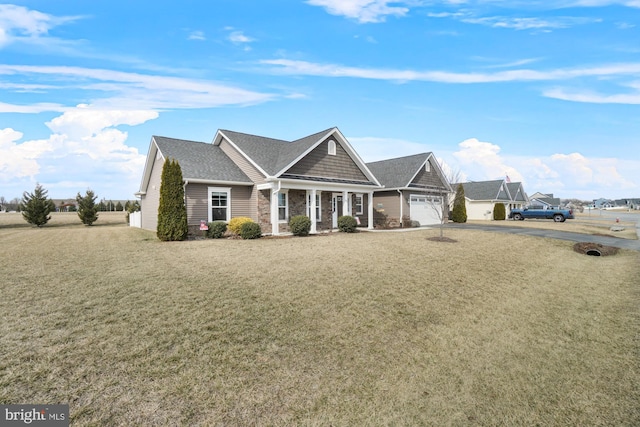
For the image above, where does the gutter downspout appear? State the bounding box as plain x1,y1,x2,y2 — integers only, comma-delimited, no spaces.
397,189,404,228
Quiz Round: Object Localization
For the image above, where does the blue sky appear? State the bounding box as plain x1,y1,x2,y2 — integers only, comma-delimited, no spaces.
1,0,639,202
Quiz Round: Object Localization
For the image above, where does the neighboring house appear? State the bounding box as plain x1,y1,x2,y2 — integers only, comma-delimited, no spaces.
592,198,614,209
137,127,383,235
529,192,561,208
366,153,452,227
453,180,513,220
506,182,529,211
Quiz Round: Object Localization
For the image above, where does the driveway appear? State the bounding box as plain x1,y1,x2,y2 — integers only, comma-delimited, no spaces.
446,220,640,251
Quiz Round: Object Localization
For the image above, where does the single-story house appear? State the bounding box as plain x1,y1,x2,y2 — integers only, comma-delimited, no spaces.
366,153,452,227
137,127,386,235
452,179,526,220
529,192,561,208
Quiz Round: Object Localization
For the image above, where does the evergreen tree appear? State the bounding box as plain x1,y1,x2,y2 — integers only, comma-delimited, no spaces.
451,184,467,223
21,183,56,227
115,201,123,211
76,189,99,225
157,159,188,241
493,202,506,220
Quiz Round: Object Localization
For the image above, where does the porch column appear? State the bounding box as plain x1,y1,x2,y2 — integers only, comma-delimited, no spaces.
367,191,374,230
271,188,279,235
310,189,317,234
342,191,349,216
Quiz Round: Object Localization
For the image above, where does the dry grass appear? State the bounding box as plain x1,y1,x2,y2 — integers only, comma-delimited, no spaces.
1,212,639,426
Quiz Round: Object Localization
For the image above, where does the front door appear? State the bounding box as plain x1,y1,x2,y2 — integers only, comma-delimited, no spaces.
332,194,343,228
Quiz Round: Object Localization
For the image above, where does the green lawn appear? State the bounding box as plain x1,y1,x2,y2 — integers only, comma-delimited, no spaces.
1,213,639,425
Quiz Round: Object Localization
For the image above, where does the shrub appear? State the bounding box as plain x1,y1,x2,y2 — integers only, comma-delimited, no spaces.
337,215,357,233
21,183,56,227
157,159,188,241
76,189,99,226
289,215,311,236
240,221,262,239
207,221,227,239
493,203,506,220
451,184,467,223
228,217,253,235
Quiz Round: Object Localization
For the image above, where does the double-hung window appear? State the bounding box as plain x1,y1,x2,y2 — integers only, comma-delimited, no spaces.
354,194,363,215
278,192,288,221
208,187,231,222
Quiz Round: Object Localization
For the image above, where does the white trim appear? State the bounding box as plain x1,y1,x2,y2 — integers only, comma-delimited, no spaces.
306,190,322,223
213,130,269,178
277,190,289,223
208,187,231,223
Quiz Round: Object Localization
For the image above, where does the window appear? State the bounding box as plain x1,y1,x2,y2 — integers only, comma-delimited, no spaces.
278,192,288,221
208,187,231,222
425,161,431,172
307,192,321,222
328,139,336,156
354,194,363,215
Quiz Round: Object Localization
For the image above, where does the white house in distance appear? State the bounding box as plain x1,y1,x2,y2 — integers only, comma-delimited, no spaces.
451,179,529,220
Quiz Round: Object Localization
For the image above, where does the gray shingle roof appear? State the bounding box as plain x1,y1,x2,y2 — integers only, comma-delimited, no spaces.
457,180,511,201
506,182,527,202
220,128,334,175
154,136,251,183
366,153,431,189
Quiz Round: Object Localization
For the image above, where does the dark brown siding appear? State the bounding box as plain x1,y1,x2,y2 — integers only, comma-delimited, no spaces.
411,158,446,188
285,138,368,181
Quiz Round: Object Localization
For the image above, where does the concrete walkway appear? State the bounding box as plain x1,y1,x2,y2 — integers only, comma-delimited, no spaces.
445,222,640,251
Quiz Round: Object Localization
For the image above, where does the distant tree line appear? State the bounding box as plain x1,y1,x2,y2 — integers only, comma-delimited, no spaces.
1,183,140,227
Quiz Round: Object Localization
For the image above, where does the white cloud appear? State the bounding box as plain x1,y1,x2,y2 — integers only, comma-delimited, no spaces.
306,0,410,23
453,138,523,182
188,30,206,41
261,59,640,104
543,85,640,104
0,105,157,198
0,64,276,111
462,16,600,30
0,4,82,48
228,30,254,44
0,128,52,180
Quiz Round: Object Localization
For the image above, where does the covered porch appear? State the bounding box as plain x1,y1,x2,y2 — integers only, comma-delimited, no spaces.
258,178,377,235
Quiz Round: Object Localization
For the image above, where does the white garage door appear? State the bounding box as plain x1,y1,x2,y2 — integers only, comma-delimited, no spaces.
410,195,442,226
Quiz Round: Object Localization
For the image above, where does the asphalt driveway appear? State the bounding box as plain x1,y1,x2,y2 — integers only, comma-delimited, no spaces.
446,221,640,251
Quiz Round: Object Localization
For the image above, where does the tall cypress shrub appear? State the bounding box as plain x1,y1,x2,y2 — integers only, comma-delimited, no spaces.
76,189,99,225
493,202,506,220
157,159,188,241
21,183,56,227
451,184,467,223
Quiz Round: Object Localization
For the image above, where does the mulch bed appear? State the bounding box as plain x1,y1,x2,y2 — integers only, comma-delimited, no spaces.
426,236,458,243
573,242,619,256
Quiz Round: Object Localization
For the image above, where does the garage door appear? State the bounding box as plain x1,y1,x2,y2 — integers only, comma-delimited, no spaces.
410,195,442,226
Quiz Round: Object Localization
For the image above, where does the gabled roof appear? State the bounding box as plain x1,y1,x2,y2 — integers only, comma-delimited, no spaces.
457,180,511,201
214,127,381,185
506,182,528,202
215,128,333,177
366,152,451,191
367,153,430,189
138,136,252,192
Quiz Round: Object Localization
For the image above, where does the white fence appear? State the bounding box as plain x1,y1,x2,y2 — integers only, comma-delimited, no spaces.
129,211,141,228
